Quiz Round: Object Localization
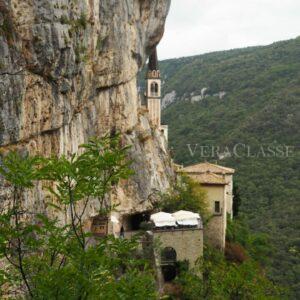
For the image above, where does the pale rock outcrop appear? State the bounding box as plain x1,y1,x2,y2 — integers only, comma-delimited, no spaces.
188,89,226,103
0,0,173,218
162,90,176,108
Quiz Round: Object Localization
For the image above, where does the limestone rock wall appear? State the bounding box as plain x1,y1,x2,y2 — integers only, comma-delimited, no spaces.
0,0,173,216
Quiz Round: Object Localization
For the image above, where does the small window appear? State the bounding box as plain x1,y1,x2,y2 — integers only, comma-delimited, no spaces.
214,201,221,214
91,216,108,237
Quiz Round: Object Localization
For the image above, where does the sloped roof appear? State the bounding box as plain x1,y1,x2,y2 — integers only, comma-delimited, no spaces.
189,173,228,185
182,162,235,175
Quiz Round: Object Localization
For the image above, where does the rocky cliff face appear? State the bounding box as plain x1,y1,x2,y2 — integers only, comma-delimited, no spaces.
0,0,173,219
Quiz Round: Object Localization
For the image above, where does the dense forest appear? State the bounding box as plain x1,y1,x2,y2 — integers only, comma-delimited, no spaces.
156,37,300,298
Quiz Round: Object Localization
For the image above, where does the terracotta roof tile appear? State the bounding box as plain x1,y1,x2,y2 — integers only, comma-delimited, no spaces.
182,162,235,174
188,172,228,185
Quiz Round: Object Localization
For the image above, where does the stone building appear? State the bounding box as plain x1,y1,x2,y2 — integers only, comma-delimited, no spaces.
180,162,235,250
145,48,168,142
108,210,203,286
149,211,203,282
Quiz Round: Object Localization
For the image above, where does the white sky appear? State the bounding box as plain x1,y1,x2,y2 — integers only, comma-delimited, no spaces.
158,0,300,59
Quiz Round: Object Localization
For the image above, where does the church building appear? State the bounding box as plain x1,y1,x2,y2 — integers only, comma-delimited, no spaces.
145,48,168,141
179,162,235,250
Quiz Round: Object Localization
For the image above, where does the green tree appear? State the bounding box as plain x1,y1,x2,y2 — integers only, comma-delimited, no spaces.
226,217,273,267
0,135,157,299
232,184,241,218
176,245,282,300
155,174,209,221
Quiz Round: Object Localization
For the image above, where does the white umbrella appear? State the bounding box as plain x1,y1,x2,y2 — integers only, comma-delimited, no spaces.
150,212,177,227
172,210,202,227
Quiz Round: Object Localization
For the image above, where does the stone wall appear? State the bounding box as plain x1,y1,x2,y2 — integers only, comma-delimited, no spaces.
153,228,203,267
204,215,224,249
225,174,233,218
202,185,227,250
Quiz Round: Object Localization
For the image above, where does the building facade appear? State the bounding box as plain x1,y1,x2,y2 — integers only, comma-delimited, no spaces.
153,228,203,268
181,162,235,250
149,211,203,283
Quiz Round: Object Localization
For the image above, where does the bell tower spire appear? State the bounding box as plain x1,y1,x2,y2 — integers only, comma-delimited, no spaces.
145,47,168,143
146,48,161,127
148,48,158,71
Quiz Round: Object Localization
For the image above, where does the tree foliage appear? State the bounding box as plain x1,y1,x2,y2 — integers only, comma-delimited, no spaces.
175,241,283,300
0,135,157,299
155,174,209,221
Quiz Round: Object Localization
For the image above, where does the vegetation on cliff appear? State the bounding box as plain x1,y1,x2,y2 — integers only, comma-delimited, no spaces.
160,37,300,298
0,136,157,299
175,241,281,300
154,175,209,221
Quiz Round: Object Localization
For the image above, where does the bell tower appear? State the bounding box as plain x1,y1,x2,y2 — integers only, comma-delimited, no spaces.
146,48,161,127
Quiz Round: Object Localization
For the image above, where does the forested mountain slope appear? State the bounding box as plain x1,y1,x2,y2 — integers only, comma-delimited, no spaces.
160,37,300,298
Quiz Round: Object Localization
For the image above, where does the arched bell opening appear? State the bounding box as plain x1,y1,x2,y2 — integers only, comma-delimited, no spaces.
150,82,159,96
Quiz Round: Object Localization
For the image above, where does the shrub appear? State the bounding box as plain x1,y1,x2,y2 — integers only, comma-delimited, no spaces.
0,135,158,299
155,174,209,221
174,245,281,300
225,241,248,263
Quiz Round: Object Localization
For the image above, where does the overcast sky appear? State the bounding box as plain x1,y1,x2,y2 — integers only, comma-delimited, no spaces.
158,0,300,60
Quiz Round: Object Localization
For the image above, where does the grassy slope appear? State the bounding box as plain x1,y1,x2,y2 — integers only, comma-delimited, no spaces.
160,37,300,298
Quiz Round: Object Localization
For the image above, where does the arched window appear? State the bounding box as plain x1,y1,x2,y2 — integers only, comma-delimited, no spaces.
161,247,177,282
150,82,159,96
161,247,177,263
